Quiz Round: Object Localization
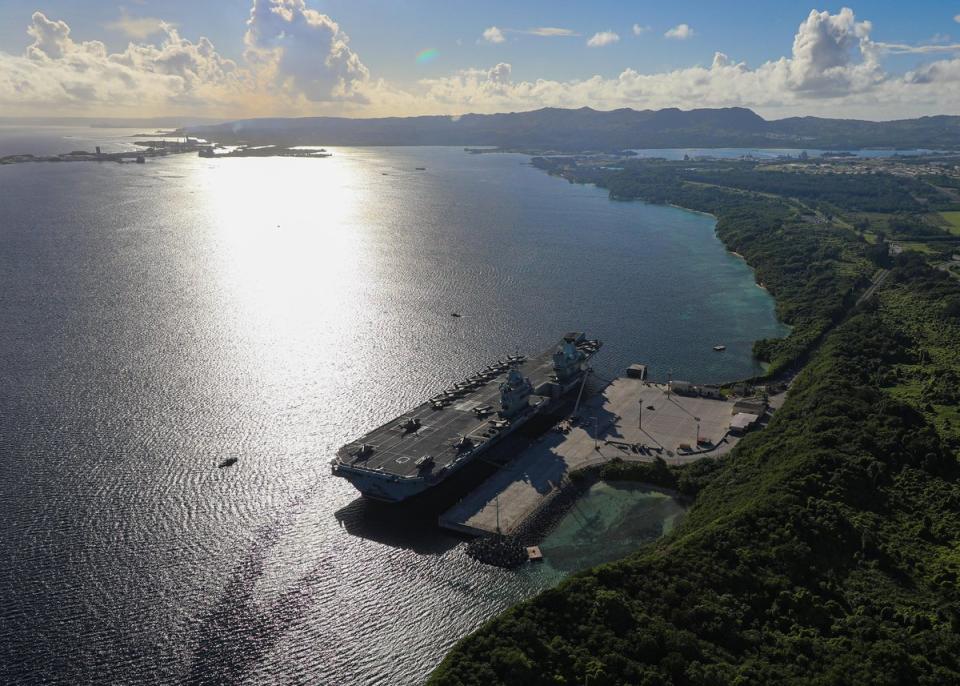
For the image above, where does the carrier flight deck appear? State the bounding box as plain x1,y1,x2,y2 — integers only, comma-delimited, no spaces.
332,333,601,502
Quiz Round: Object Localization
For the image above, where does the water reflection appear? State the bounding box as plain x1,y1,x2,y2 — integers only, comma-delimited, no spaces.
0,145,782,685
200,156,373,373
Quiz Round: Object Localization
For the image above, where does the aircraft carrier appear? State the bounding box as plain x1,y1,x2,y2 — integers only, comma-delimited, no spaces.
331,333,601,502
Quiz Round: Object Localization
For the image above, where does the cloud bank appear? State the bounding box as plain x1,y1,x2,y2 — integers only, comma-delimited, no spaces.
2,4,960,119
3,11,247,115
414,8,960,119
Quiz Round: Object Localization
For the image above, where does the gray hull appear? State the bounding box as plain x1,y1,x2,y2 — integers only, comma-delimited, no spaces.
332,334,601,503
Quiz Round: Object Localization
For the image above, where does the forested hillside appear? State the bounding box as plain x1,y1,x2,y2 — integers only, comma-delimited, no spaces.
429,156,960,685
187,107,960,151
429,258,960,685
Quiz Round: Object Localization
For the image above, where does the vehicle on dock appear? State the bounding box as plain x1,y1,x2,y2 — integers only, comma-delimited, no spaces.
331,333,601,502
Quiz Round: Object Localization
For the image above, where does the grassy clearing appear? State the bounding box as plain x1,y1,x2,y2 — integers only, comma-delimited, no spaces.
894,241,938,255
940,211,960,236
431,294,960,686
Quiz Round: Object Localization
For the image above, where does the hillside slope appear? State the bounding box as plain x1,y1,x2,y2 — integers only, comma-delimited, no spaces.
188,107,960,150
427,261,960,685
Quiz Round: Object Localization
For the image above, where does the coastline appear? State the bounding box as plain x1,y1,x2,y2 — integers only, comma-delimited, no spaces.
667,202,716,219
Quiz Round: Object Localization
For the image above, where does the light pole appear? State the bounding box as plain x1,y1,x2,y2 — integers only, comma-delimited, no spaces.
695,417,701,446
591,416,599,451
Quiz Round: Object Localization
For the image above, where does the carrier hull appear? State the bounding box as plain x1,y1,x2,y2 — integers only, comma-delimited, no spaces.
331,333,601,503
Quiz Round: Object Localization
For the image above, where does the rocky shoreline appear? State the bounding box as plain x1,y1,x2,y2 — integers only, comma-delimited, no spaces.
465,465,603,568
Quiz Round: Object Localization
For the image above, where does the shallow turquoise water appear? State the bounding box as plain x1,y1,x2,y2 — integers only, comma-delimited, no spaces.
536,482,686,577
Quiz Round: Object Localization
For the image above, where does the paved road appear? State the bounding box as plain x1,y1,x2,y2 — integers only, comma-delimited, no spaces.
857,268,891,306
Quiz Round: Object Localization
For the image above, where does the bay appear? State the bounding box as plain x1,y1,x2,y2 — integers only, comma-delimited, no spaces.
0,142,786,684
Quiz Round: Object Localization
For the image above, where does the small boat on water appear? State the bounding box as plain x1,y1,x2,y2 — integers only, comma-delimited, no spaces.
450,312,462,318
218,457,238,468
713,344,726,352
415,167,426,170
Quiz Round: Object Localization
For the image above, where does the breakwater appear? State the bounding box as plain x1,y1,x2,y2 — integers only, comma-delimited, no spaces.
466,466,601,567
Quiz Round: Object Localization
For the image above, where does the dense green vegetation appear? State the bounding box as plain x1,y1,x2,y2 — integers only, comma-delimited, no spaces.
589,457,723,499
429,159,960,686
880,255,960,450
542,157,956,213
535,157,879,374
429,258,960,685
940,212,960,236
680,166,946,213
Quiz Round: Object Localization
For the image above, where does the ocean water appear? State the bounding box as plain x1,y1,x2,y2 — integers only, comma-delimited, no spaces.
0,139,787,684
0,124,151,156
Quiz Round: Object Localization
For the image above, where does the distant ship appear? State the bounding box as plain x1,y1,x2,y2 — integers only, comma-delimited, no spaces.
331,333,601,502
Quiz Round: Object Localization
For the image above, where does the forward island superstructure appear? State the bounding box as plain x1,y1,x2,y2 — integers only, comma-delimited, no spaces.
332,333,602,502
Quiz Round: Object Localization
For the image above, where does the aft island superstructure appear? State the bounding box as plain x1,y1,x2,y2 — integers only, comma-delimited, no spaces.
332,333,602,502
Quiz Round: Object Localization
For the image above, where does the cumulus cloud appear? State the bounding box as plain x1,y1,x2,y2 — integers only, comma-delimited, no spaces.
1,11,247,115
25,12,75,60
416,62,521,110
105,8,167,40
0,2,373,116
486,62,512,84
905,58,960,85
587,31,620,48
244,0,369,102
481,26,505,44
633,24,650,36
400,7,960,119
665,24,694,40
4,4,960,120
779,8,887,95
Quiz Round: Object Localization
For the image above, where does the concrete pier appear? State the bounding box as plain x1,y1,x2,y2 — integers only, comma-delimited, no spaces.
440,376,763,537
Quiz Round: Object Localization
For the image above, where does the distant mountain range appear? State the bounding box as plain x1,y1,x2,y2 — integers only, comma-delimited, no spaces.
186,107,960,151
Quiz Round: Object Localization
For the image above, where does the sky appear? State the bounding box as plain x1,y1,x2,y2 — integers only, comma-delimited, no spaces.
1,1,960,121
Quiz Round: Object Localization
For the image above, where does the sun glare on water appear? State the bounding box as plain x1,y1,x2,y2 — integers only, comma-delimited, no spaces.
193,154,377,375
